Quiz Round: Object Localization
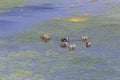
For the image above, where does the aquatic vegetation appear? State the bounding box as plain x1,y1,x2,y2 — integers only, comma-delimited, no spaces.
0,0,120,79
15,70,32,77
0,0,32,14
0,9,10,14
68,18,88,23
0,0,31,8
0,41,7,46
104,1,117,5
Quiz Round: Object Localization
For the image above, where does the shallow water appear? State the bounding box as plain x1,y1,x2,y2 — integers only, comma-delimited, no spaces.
0,0,120,80
0,0,111,36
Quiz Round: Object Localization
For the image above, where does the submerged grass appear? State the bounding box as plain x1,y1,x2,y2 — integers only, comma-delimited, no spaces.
68,17,88,23
0,7,120,79
0,0,31,14
0,49,115,79
0,0,120,79
0,0,31,8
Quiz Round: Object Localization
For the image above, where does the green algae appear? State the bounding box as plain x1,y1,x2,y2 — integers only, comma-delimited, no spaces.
0,4,120,79
0,0,32,14
0,0,31,8
0,10,11,14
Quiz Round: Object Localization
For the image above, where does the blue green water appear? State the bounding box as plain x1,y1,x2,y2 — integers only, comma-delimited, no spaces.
0,0,120,80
